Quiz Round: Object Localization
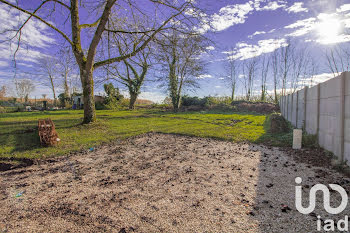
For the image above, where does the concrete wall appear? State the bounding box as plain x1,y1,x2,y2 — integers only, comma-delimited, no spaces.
344,72,350,164
318,76,343,157
291,92,298,127
280,72,350,165
297,89,305,129
305,85,319,135
288,94,293,122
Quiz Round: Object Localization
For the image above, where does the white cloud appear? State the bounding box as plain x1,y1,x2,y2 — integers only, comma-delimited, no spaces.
253,31,266,36
284,10,350,45
284,6,350,44
257,1,286,11
286,2,308,13
316,34,350,44
248,30,266,38
0,4,55,67
206,46,215,51
211,2,254,31
195,0,287,33
336,4,350,13
226,38,288,60
285,17,316,37
285,17,316,29
197,74,212,79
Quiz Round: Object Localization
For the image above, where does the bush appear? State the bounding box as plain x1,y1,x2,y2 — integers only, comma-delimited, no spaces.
269,113,290,134
302,134,318,148
181,95,211,107
95,102,106,110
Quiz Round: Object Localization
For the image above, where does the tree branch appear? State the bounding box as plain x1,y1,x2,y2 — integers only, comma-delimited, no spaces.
80,18,101,28
86,0,117,69
0,0,73,46
104,28,170,34
93,2,188,69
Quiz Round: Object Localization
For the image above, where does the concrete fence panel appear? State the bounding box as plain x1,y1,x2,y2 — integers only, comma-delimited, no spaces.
344,72,350,164
296,89,306,129
305,85,319,135
292,92,298,127
288,94,293,122
280,71,350,166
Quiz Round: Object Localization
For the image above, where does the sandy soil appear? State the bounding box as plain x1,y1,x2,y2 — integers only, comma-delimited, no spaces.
1,133,350,233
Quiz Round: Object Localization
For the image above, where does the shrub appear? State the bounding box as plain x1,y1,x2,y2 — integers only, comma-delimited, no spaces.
269,113,290,134
95,102,105,110
181,95,211,107
103,83,124,109
302,134,318,148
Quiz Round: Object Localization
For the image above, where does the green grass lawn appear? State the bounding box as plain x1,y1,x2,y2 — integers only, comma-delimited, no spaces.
0,109,289,160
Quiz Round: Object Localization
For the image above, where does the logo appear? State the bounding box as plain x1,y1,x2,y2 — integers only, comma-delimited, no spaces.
295,177,348,215
295,177,349,231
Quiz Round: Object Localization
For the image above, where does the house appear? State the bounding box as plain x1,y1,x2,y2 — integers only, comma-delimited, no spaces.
72,95,105,109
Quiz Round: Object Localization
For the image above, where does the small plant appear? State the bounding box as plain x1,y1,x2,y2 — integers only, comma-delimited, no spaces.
302,134,318,148
103,83,124,109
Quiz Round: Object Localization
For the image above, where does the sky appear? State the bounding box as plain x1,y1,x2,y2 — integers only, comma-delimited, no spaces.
0,0,350,102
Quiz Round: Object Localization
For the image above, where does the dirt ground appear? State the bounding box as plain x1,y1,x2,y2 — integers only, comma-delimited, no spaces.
1,133,350,233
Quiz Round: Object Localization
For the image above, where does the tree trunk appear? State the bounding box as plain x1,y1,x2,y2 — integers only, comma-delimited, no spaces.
64,72,69,97
231,83,235,100
261,85,265,102
81,69,96,124
49,76,57,106
129,92,138,110
274,82,278,103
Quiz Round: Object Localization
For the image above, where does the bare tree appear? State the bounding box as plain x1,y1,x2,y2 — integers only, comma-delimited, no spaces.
260,54,269,101
39,57,58,105
271,49,279,103
57,47,76,99
308,58,318,87
325,45,350,78
242,57,258,101
290,48,306,93
224,48,240,100
158,31,206,111
280,40,293,96
0,86,6,98
15,79,35,101
1,0,198,123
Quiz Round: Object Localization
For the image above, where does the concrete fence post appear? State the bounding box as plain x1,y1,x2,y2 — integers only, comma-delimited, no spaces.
340,73,345,163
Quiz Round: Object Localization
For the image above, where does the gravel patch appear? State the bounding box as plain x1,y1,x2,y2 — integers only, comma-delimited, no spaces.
1,133,349,232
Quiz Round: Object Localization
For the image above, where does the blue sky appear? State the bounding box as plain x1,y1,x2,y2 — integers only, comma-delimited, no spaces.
0,0,350,102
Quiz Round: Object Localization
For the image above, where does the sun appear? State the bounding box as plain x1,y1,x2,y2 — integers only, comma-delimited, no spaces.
316,14,342,44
